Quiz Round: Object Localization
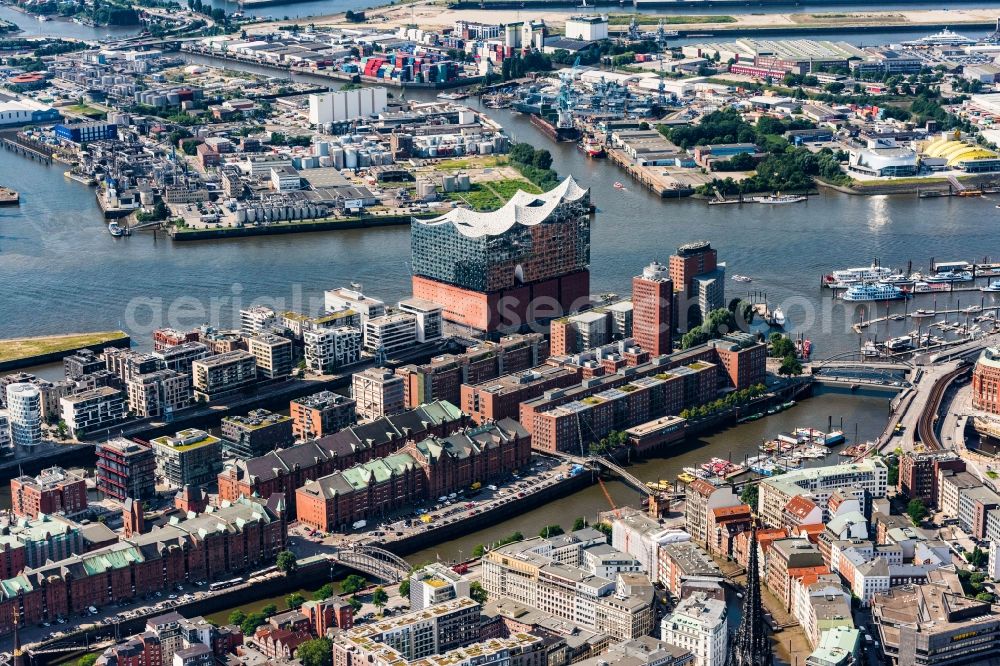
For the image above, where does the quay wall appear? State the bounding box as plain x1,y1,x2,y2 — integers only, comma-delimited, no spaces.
168,213,429,242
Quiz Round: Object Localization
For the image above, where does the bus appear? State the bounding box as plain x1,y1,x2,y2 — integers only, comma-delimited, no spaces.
208,578,243,592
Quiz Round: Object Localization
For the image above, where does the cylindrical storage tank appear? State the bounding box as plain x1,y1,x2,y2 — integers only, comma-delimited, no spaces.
166,92,180,106
332,147,344,170
442,175,456,192
344,148,358,169
359,152,371,168
428,146,438,158
316,141,329,157
479,142,493,155
236,207,247,223
319,156,333,168
457,174,470,191
245,207,256,223
416,180,435,201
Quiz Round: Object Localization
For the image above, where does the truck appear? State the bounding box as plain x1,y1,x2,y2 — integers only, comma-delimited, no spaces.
352,520,367,530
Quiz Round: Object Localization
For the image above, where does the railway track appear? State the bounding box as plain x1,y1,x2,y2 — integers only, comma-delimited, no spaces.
916,365,970,451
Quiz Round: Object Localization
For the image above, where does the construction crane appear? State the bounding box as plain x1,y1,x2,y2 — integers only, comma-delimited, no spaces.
596,474,621,519
627,16,640,42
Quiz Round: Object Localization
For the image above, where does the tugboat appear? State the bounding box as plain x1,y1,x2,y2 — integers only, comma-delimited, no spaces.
579,137,605,158
0,187,19,206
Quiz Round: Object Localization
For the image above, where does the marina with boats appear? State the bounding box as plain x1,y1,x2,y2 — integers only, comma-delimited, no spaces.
823,258,1000,295
657,421,869,490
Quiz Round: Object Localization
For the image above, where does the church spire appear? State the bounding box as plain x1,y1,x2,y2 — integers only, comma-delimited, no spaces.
13,604,26,666
727,520,774,666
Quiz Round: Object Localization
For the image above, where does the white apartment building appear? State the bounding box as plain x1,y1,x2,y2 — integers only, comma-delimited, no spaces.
398,298,443,344
661,593,727,666
60,387,126,439
324,287,386,324
304,327,362,374
364,312,417,356
6,382,42,448
351,368,405,421
759,459,888,529
409,562,471,610
240,305,277,335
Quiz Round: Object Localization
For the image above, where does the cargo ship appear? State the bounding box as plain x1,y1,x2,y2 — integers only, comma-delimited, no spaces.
0,187,19,206
530,113,580,142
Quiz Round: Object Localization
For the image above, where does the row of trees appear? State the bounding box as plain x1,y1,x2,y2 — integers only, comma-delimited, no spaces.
678,383,768,421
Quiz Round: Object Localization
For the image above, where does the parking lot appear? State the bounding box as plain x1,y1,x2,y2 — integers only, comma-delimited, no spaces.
291,454,575,553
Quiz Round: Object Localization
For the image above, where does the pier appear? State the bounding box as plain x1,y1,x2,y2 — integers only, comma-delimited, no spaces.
1,134,55,165
607,148,694,198
852,304,1000,332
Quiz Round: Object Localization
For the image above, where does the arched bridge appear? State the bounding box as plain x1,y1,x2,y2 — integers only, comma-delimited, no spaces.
333,545,410,583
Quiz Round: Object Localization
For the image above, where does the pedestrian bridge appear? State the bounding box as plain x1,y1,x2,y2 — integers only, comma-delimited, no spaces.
548,452,683,500
333,545,410,583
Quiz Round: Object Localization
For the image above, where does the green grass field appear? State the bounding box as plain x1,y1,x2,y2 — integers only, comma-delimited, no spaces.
443,179,542,211
0,330,128,363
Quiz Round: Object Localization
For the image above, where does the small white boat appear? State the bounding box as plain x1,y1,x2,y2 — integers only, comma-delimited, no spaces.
770,307,786,327
732,275,753,283
108,222,124,237
613,182,625,190
981,280,1000,293
925,270,973,284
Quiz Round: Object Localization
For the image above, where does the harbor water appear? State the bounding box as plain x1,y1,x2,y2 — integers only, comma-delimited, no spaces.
3,68,1000,359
